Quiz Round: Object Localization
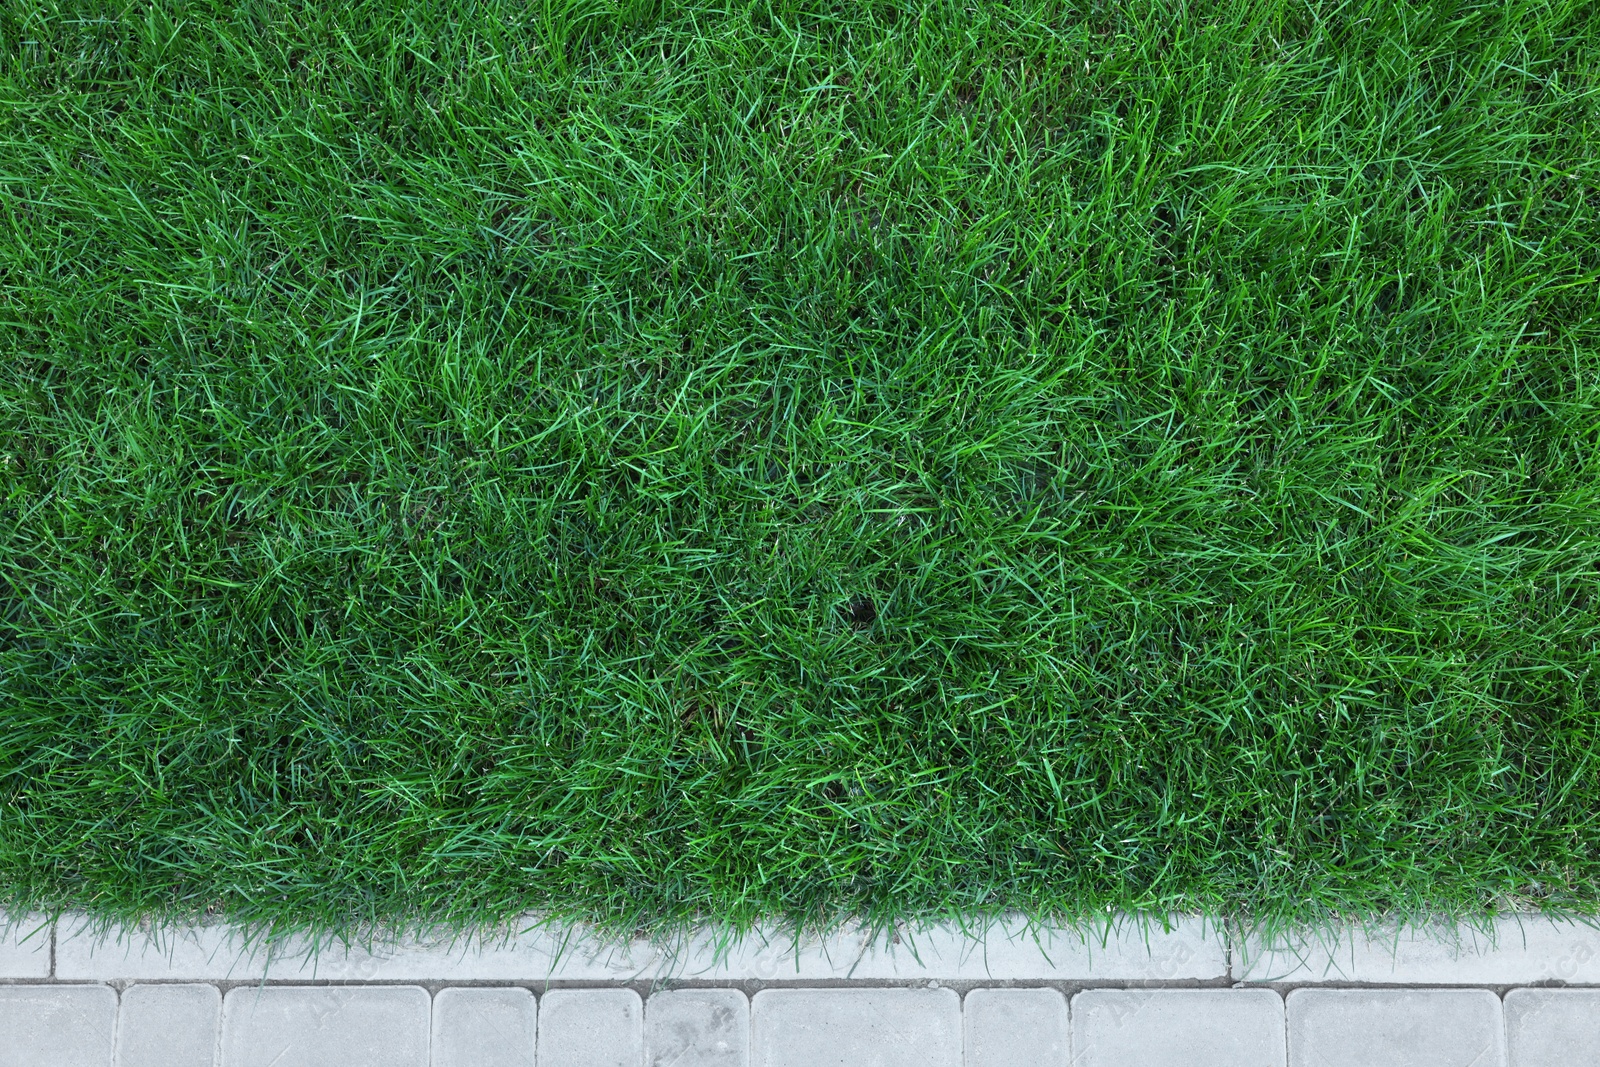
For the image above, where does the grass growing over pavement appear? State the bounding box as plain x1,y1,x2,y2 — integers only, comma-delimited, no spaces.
2,0,1599,938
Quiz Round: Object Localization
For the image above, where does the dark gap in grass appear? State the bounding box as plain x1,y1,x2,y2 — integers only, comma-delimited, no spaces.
841,596,878,629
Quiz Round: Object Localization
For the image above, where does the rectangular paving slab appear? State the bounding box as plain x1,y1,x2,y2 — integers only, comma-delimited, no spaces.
751,988,961,1067
1072,989,1285,1067
219,986,429,1067
432,987,536,1067
54,914,1224,982
57,919,306,982
1239,917,1600,984
646,989,748,1067
768,916,1226,981
116,985,220,1067
1286,989,1506,1067
964,988,1068,1067
0,985,117,1067
1504,989,1600,1066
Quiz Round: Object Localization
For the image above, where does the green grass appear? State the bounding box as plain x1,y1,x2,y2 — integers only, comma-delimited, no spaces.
2,0,1599,940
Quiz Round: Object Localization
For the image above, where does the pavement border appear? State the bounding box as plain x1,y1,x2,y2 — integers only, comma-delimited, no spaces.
1234,915,1600,985
9,914,1600,988
46,914,1227,984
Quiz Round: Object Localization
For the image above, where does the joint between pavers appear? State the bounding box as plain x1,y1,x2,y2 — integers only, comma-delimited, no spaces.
1224,919,1234,985
0,974,1269,996
1242,980,1528,996
21,975,1600,996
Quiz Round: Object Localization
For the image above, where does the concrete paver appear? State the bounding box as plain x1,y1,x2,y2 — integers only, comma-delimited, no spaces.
57,920,303,982
1239,917,1600,984
219,985,429,1067
0,917,51,979
0,985,117,1067
751,988,961,1067
54,914,1224,982
964,988,1067,1067
539,988,644,1067
432,987,536,1067
646,989,748,1067
1504,989,1600,1066
115,985,220,1067
804,916,1226,981
1287,989,1506,1067
1072,989,1285,1067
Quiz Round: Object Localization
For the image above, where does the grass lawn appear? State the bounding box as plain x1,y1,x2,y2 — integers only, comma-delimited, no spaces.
2,0,1599,937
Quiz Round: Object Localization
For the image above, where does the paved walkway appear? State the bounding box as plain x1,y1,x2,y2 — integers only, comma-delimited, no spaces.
3,914,1599,1065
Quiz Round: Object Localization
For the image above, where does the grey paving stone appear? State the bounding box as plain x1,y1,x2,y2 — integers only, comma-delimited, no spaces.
772,916,1226,981
116,985,220,1067
57,919,297,982
964,988,1067,1067
0,915,51,978
539,989,643,1067
750,988,961,1067
55,914,1224,981
1071,989,1284,1067
432,987,536,1067
1239,917,1600,984
1504,989,1600,1066
1286,989,1505,1067
647,989,748,1067
643,991,748,1062
219,985,429,1067
0,985,117,1067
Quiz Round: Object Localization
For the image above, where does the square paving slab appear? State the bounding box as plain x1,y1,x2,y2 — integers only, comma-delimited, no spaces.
647,989,749,1067
432,987,536,1067
115,985,220,1067
539,988,644,1067
1503,989,1600,1067
964,988,1068,1067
